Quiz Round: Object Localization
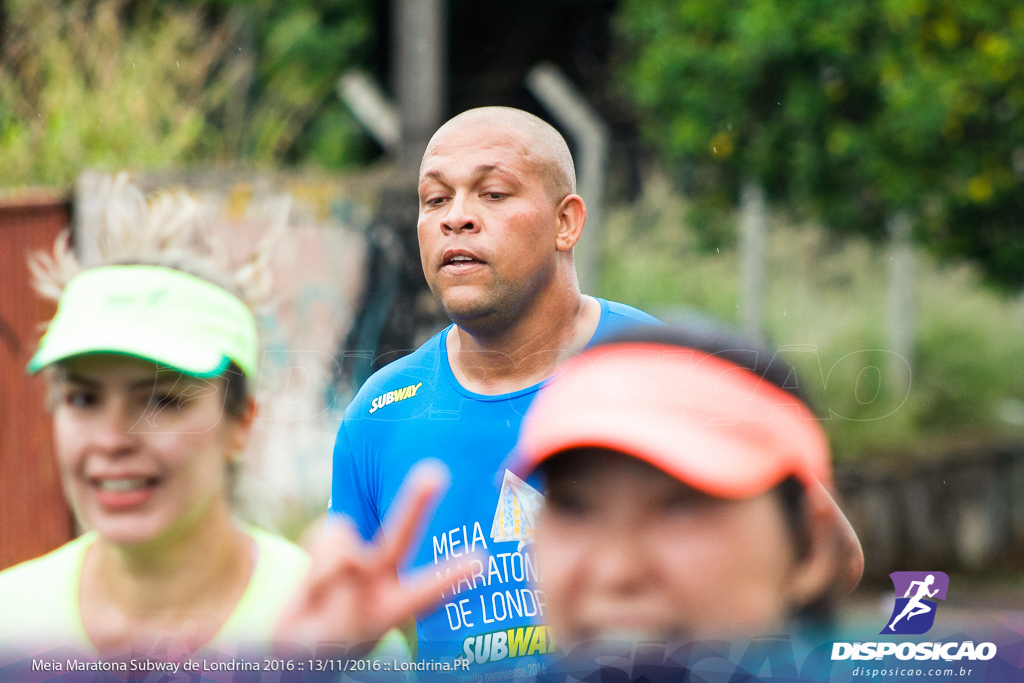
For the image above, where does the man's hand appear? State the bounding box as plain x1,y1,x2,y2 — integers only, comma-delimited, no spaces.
275,460,474,651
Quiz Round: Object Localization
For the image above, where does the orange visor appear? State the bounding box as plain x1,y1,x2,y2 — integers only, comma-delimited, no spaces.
512,342,864,598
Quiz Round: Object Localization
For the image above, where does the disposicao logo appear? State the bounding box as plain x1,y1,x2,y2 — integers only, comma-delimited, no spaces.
881,571,948,635
831,571,997,663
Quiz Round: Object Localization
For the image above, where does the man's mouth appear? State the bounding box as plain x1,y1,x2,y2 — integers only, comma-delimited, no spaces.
442,250,486,270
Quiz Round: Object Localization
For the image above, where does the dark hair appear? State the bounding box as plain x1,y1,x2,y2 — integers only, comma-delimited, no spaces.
774,474,833,623
598,324,819,415
221,361,251,419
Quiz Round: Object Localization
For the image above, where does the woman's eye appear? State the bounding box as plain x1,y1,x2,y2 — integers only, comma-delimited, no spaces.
659,490,718,516
65,390,97,408
545,484,592,517
660,496,696,515
148,393,183,411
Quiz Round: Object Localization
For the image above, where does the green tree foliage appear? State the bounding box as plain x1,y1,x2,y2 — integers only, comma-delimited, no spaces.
193,0,374,167
617,0,1024,288
0,0,373,186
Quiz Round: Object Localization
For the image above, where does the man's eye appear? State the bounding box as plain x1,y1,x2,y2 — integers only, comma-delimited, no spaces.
424,195,448,207
483,192,508,201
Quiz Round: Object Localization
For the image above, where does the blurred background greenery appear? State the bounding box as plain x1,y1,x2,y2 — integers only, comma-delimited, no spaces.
0,0,375,183
601,174,1024,460
1,0,1022,464
609,0,1024,459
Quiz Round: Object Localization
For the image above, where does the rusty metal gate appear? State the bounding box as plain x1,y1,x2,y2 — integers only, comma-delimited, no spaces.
0,194,74,570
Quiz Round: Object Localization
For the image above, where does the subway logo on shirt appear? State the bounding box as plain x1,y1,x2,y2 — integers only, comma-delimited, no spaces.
368,383,423,414
461,626,556,665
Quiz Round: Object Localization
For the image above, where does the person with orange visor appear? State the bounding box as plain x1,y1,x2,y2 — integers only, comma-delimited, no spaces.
511,325,864,647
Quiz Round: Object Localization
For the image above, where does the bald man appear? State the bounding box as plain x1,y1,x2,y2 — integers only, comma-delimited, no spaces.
329,107,658,672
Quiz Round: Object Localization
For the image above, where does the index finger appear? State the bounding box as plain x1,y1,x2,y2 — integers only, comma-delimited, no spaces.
374,459,451,568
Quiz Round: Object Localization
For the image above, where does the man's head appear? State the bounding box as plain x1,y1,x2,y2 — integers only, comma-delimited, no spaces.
512,325,864,645
417,107,586,334
421,107,576,200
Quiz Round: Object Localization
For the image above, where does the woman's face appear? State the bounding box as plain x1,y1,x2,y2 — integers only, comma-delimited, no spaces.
535,450,818,646
50,354,251,547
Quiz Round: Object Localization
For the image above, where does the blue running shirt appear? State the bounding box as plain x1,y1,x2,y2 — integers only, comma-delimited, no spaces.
329,299,659,673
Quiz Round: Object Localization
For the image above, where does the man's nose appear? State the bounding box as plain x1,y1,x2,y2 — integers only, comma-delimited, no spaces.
441,192,479,233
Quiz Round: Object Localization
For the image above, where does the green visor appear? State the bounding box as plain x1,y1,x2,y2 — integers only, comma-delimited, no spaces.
28,265,258,378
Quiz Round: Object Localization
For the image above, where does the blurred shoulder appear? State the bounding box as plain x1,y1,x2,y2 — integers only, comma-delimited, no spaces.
0,533,94,597
247,526,310,579
0,533,96,648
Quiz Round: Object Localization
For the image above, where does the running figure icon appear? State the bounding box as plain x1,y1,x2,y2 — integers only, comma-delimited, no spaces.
888,574,938,631
881,571,948,635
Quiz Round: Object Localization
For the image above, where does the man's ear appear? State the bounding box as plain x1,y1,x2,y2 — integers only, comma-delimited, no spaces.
555,194,587,252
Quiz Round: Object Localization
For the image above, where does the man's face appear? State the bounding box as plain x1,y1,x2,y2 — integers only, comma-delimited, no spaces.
417,123,564,328
535,450,807,645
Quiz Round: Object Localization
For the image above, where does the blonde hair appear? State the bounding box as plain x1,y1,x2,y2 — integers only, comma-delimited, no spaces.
29,172,278,310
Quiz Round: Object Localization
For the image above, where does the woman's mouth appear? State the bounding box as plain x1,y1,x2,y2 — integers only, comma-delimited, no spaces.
91,477,159,509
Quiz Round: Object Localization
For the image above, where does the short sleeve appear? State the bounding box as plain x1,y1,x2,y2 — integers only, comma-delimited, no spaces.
329,410,381,542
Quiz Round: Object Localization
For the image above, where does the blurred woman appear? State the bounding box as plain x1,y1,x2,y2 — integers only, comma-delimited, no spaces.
512,325,864,647
0,175,438,658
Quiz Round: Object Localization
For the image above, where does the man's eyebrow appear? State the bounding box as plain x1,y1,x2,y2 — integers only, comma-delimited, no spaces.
421,169,449,183
421,165,517,184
